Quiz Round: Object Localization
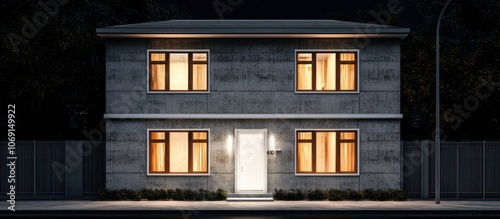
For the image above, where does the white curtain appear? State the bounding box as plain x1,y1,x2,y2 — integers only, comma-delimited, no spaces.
169,132,189,172
169,54,189,90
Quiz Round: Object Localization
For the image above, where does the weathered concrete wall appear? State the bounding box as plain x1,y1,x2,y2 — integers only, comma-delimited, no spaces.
105,37,402,191
105,38,400,114
106,119,400,191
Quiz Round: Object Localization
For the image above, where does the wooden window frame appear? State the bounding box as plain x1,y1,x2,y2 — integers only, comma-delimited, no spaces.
295,50,358,92
295,130,359,175
148,50,209,93
147,129,209,175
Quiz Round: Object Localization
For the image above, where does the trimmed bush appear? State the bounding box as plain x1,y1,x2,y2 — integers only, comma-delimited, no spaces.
273,188,306,200
344,189,363,200
140,188,168,200
327,189,343,201
274,188,408,201
387,188,408,201
96,189,141,201
171,188,185,200
97,188,227,201
361,189,375,200
215,188,228,200
373,189,390,201
307,188,328,200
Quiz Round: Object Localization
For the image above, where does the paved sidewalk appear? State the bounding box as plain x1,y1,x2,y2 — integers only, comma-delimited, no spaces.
1,200,500,218
2,200,499,211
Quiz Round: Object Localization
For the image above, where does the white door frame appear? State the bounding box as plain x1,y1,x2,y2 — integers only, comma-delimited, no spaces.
234,129,267,194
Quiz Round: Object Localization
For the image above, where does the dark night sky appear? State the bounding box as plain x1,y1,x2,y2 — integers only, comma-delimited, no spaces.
164,0,423,28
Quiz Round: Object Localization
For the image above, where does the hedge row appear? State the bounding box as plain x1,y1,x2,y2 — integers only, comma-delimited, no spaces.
273,188,408,201
97,188,406,201
97,188,227,201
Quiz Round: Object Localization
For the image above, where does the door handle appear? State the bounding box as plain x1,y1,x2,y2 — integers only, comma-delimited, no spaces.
241,167,243,172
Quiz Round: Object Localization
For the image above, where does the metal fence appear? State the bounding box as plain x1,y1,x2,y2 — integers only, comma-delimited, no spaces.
403,141,500,198
2,140,499,199
0,140,105,200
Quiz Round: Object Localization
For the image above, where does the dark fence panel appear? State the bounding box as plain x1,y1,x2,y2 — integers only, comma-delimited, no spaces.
402,141,421,198
0,140,104,200
2,140,499,199
404,141,500,199
0,141,36,198
83,141,106,197
35,141,65,199
486,142,500,198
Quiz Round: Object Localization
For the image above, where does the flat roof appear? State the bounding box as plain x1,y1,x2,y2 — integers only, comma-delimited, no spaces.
96,19,410,39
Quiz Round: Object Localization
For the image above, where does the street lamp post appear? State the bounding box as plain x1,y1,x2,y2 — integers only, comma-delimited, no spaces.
436,0,452,204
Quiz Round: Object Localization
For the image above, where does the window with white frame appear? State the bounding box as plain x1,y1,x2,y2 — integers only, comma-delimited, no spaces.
148,130,208,174
149,51,208,92
296,130,358,174
296,51,358,92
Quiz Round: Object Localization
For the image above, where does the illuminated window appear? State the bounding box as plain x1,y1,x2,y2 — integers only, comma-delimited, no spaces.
296,51,357,92
296,130,357,174
149,130,208,174
149,51,208,92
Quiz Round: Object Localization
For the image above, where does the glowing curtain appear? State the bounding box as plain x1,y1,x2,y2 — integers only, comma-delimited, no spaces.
298,64,312,90
150,65,165,90
298,143,312,172
340,64,355,90
193,64,207,90
150,143,165,172
193,143,207,172
150,53,166,90
340,143,355,172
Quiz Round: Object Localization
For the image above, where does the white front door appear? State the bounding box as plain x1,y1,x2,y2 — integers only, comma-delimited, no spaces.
235,129,267,194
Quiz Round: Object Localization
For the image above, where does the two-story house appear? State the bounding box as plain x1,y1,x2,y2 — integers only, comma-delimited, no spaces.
97,20,409,200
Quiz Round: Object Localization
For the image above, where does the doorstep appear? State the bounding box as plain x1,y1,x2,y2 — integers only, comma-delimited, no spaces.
226,193,274,202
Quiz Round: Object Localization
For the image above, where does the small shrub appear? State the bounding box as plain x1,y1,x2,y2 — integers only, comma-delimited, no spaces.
327,189,343,201
373,189,390,201
307,188,327,200
182,189,196,200
172,188,185,200
344,189,363,200
272,188,408,201
273,188,306,200
388,188,408,201
97,189,115,200
273,189,286,200
122,189,141,200
192,189,206,201
97,189,141,201
97,188,227,201
203,189,218,201
167,189,174,199
362,189,375,200
215,188,227,200
140,188,168,200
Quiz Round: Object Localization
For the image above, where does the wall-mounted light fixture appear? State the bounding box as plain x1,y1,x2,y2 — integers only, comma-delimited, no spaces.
227,135,233,154
267,134,281,155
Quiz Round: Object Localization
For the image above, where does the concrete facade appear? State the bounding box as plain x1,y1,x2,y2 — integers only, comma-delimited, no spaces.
106,119,400,191
103,22,405,192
